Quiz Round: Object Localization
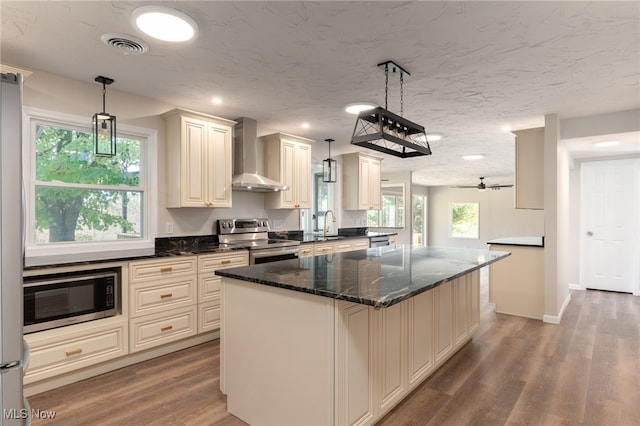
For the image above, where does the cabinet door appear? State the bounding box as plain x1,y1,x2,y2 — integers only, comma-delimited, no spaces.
433,282,454,367
453,277,469,347
368,159,381,210
514,127,544,209
335,303,376,426
359,158,372,209
376,303,406,415
280,141,297,208
407,290,434,388
468,270,480,334
182,117,208,207
294,142,312,208
206,122,232,207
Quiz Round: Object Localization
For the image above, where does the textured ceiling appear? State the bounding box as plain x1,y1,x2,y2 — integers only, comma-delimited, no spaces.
1,1,639,186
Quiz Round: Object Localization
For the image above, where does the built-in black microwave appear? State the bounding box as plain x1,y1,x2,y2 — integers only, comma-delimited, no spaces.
24,268,120,334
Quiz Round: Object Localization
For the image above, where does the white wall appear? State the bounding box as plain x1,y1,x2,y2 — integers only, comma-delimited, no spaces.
427,186,545,248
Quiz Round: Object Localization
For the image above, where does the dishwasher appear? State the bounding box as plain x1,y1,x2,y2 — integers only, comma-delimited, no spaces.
369,235,390,247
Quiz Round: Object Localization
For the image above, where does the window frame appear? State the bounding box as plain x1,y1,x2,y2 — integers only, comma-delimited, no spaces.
23,107,158,266
448,201,480,239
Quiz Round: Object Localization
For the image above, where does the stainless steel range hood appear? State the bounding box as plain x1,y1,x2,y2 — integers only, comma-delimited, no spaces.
232,117,288,192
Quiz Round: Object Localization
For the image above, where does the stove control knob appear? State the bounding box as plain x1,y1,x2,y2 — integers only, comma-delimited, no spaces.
221,222,227,229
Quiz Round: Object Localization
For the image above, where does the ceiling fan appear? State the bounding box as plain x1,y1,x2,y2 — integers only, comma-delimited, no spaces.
452,177,514,192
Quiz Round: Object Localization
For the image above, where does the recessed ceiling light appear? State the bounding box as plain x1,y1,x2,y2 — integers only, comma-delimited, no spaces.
132,6,198,42
594,140,620,147
463,154,484,161
345,102,377,114
211,97,222,105
426,133,443,142
501,124,512,132
301,122,310,129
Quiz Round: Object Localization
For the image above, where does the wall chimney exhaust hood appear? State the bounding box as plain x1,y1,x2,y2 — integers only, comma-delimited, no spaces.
232,117,289,192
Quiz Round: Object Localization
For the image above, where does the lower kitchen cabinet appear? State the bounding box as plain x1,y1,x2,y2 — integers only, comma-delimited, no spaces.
129,305,198,353
197,251,249,333
24,318,128,385
221,270,481,425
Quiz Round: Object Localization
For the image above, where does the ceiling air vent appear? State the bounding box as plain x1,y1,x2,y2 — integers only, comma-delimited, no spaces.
101,33,149,55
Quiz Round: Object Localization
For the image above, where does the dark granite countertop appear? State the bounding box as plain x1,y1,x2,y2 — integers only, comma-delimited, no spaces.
269,228,397,244
487,237,544,247
215,245,510,308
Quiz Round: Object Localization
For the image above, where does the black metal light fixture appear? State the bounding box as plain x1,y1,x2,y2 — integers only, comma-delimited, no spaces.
93,75,117,157
323,138,337,183
350,61,432,158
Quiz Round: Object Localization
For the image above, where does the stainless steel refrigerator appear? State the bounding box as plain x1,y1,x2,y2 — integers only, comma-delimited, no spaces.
0,73,29,425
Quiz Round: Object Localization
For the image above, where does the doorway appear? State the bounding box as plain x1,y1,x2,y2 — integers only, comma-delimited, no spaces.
580,158,640,294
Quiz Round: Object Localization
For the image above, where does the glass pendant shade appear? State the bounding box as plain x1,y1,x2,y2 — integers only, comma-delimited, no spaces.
93,112,116,157
323,158,337,183
323,138,337,183
93,76,117,157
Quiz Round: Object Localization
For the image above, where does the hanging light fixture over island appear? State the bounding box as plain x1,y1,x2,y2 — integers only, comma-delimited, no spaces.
350,61,432,158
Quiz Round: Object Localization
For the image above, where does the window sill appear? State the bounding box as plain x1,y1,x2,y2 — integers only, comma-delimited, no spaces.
25,240,154,267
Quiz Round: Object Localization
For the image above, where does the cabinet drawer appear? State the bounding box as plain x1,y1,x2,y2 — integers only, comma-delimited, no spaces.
198,300,221,334
199,275,221,303
129,257,197,283
130,277,197,318
299,245,314,257
314,243,335,255
351,239,370,250
24,320,128,384
199,252,248,272
335,241,353,253
129,306,197,353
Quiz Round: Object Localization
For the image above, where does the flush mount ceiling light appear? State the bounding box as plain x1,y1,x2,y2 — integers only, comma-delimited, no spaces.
350,61,432,158
323,139,337,183
132,6,198,42
345,102,377,114
594,140,620,147
93,76,117,157
462,154,484,161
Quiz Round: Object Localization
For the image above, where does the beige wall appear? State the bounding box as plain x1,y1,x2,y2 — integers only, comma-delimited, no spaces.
21,71,303,238
427,186,545,249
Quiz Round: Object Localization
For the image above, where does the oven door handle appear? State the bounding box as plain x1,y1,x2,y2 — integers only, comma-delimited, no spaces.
251,246,300,259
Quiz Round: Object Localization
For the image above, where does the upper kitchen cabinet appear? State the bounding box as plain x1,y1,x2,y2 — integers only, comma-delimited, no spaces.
262,133,315,209
163,108,236,208
513,127,544,210
342,152,383,210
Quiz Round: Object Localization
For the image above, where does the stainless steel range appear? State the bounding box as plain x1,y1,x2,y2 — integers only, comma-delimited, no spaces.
217,218,300,264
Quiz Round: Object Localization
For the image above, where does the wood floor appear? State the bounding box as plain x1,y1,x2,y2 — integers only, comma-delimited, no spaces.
29,278,640,426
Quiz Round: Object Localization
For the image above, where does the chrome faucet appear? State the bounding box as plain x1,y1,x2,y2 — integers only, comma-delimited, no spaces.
323,210,336,239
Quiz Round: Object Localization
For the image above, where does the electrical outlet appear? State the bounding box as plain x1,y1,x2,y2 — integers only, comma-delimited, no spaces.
165,222,174,234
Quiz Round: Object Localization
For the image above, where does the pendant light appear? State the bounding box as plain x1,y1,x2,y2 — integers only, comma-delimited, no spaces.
323,138,337,183
93,75,116,157
350,61,432,158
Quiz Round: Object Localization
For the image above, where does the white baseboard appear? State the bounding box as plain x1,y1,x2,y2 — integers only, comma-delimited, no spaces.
543,293,571,324
568,283,585,290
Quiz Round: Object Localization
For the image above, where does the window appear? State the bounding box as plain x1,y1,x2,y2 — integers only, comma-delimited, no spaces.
24,108,156,265
449,202,479,239
367,185,404,228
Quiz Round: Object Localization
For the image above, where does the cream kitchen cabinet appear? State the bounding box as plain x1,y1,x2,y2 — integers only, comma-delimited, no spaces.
128,256,199,352
24,318,128,385
163,108,236,208
513,127,544,210
197,251,249,333
335,238,370,253
298,244,314,257
342,152,383,210
263,133,315,209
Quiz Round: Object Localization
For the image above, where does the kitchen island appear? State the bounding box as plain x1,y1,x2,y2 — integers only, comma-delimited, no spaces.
216,245,509,426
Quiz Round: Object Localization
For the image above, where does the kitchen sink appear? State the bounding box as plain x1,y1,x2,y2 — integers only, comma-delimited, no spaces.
313,235,343,241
